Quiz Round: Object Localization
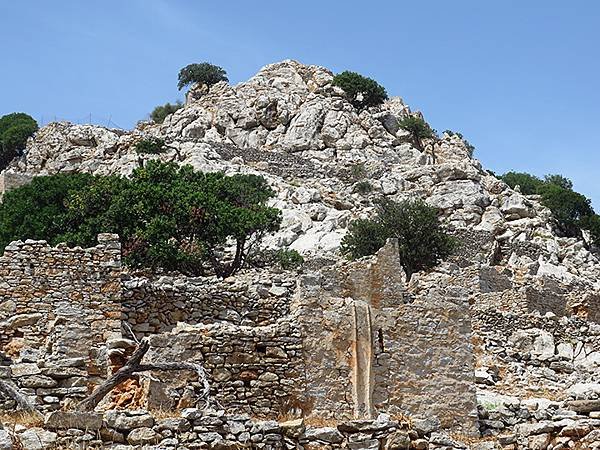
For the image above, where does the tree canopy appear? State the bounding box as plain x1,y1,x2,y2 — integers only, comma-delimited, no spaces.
398,116,436,151
341,198,455,278
500,171,600,244
178,63,228,91
0,113,38,171
332,71,388,109
0,162,281,277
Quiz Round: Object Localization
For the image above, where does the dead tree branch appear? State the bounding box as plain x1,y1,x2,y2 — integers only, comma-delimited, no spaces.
77,339,211,411
0,379,42,418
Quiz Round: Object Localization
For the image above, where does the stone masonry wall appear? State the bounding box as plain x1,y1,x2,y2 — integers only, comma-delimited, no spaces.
122,272,294,336
294,240,479,433
0,234,122,411
146,321,305,418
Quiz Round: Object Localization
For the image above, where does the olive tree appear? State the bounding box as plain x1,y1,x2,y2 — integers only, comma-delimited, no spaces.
178,63,228,91
332,71,388,109
0,113,38,170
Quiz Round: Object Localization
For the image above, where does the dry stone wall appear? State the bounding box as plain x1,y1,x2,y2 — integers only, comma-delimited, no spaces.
0,234,122,411
122,272,294,336
0,236,482,437
145,320,305,417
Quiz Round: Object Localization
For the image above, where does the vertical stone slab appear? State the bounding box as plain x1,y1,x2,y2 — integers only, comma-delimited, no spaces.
351,300,374,418
295,239,478,433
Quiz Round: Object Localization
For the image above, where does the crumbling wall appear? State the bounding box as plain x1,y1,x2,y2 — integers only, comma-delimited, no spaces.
146,320,305,418
295,240,479,433
0,234,122,411
122,273,294,336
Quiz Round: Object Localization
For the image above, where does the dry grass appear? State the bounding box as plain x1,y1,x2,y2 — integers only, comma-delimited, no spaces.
0,411,43,427
302,416,339,427
147,407,182,419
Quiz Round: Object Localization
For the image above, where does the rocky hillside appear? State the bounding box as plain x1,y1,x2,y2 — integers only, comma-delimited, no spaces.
5,60,600,287
2,60,600,449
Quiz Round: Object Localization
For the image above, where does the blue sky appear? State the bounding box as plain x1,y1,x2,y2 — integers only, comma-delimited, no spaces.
1,1,599,206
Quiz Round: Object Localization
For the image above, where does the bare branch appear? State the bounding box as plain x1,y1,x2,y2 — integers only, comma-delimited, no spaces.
77,339,211,411
0,379,42,418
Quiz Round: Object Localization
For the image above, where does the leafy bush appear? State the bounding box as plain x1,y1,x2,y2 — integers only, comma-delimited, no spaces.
332,71,388,109
398,116,435,151
0,162,281,278
178,63,228,91
0,173,95,251
341,198,455,278
581,215,600,247
0,113,38,171
135,137,167,155
349,163,367,181
353,180,373,194
275,249,304,270
544,174,573,190
500,171,596,239
537,183,593,238
150,101,183,124
500,172,544,195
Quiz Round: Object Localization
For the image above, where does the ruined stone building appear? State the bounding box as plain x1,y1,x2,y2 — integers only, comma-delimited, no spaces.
0,235,478,434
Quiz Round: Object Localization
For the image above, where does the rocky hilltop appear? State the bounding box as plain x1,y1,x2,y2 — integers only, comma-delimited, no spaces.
1,61,599,449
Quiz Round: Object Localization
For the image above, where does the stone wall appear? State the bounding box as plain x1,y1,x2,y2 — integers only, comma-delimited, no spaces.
122,272,294,336
295,240,479,433
145,321,305,418
0,237,481,434
0,234,122,411
4,408,456,450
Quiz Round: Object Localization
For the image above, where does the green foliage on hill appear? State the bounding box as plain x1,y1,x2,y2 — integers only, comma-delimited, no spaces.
150,101,183,124
332,71,388,110
0,173,95,249
341,198,455,278
178,63,228,91
537,183,593,238
398,116,435,151
0,113,38,171
134,137,167,155
500,171,600,244
500,172,544,195
0,162,281,277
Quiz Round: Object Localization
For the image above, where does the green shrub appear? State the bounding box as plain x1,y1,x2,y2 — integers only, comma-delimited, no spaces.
0,162,281,278
0,172,95,251
135,137,167,155
275,248,304,270
150,101,183,124
544,174,573,190
178,63,228,91
0,113,38,171
500,171,596,239
332,71,388,109
398,116,435,151
581,214,600,247
353,180,373,194
349,163,367,181
500,172,545,195
341,198,455,278
538,183,593,238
